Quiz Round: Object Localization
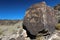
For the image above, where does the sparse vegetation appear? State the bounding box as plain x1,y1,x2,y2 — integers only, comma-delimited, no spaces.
56,23,60,30
0,29,3,35
36,34,45,40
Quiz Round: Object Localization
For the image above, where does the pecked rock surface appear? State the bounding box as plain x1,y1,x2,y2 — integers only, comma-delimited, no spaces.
23,2,58,36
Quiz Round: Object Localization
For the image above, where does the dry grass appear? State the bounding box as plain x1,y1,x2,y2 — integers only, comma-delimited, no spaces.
0,20,23,36
56,23,60,30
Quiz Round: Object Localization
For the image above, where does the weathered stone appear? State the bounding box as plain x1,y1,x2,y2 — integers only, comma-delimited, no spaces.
54,4,60,30
54,4,60,23
48,30,60,40
23,2,58,36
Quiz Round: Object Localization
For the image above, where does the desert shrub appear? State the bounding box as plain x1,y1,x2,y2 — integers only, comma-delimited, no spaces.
0,29,3,35
55,23,60,30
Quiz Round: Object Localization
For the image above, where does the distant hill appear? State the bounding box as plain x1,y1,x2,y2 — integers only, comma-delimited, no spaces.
0,20,23,25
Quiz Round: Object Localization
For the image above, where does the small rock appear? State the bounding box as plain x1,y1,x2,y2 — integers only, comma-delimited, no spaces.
48,30,60,40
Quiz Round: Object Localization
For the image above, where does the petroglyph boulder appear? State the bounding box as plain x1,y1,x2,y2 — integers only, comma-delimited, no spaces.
23,2,58,35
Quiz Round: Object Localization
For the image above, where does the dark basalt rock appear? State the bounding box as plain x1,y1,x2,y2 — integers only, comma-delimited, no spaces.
0,38,2,40
23,2,58,36
9,38,15,40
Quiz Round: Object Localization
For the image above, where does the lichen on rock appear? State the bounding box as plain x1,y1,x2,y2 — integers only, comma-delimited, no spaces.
23,2,58,36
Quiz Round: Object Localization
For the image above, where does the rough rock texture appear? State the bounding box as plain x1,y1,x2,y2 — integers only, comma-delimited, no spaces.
54,4,60,30
23,2,58,36
35,30,60,40
48,30,60,40
54,4,60,23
